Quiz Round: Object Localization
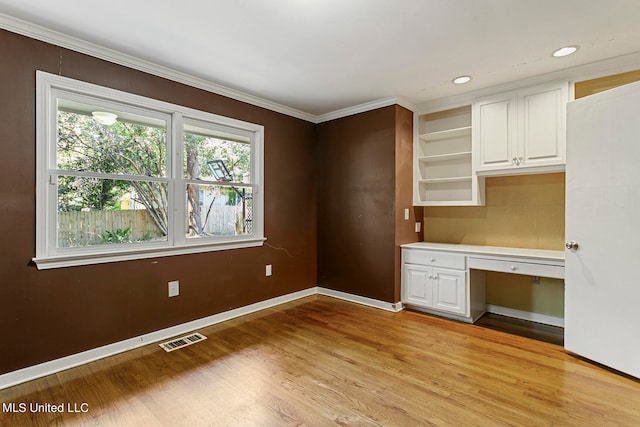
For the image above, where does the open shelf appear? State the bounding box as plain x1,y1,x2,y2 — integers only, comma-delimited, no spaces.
419,151,472,163
414,106,484,206
418,126,471,142
418,176,472,184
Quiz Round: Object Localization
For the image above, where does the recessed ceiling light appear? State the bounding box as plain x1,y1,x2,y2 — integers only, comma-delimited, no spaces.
552,46,578,58
452,75,472,85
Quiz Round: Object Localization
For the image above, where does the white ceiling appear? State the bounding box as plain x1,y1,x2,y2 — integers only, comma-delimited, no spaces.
1,0,640,118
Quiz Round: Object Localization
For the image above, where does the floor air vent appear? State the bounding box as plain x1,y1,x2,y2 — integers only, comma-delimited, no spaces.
159,332,207,352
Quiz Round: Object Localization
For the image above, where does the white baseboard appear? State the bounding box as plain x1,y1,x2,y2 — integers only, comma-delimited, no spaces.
0,288,316,390
0,287,402,390
486,304,565,328
318,287,403,312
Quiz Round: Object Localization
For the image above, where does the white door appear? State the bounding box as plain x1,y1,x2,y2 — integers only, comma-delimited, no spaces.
565,80,640,378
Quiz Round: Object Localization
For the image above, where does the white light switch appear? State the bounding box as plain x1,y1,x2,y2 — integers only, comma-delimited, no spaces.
266,264,272,276
415,222,421,233
404,208,410,220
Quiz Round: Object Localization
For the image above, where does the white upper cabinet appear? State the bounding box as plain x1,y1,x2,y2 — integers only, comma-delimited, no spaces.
473,93,517,171
473,81,569,176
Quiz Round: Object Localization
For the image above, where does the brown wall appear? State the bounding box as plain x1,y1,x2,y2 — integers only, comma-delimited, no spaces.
316,106,395,302
0,30,317,375
394,106,424,302
316,105,418,303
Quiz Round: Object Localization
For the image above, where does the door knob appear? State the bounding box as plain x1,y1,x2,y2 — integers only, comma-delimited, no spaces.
565,241,579,250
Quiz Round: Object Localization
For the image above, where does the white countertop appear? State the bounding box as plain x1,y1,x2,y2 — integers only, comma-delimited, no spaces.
401,242,565,264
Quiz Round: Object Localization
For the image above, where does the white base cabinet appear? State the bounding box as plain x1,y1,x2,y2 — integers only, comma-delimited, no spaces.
401,248,477,321
401,243,565,324
403,264,466,315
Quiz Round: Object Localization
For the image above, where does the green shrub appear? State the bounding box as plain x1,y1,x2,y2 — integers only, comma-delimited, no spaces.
100,227,132,243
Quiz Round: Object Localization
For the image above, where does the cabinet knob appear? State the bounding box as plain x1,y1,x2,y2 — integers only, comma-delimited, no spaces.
430,258,436,262
509,265,517,271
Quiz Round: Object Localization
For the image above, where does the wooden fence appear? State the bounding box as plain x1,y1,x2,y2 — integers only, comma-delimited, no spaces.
58,207,241,247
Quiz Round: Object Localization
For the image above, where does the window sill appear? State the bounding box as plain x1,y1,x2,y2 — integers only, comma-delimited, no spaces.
33,237,266,270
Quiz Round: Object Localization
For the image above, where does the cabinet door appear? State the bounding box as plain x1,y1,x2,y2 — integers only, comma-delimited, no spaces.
473,93,517,172
519,83,567,168
433,268,466,315
403,264,433,307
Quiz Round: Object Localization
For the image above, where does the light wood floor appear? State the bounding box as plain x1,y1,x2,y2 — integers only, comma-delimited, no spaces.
2,295,639,426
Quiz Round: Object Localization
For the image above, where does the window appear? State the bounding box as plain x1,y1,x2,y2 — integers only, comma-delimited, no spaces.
34,71,264,269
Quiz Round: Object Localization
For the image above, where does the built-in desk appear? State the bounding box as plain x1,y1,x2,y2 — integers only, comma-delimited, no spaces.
400,242,565,323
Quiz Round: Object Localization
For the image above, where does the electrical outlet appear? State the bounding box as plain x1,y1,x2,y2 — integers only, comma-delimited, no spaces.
168,280,179,297
415,222,421,233
266,264,272,277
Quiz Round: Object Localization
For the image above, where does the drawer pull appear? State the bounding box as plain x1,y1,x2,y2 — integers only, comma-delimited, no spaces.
510,265,517,271
402,249,466,270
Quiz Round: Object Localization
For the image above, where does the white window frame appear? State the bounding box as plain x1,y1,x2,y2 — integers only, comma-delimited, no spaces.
34,71,264,270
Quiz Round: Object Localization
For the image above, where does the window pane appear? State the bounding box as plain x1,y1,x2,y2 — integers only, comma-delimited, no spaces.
57,176,168,248
57,100,167,178
183,129,251,183
185,184,253,238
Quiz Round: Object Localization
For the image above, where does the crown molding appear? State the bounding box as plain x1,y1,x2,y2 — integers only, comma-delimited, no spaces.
394,96,417,113
315,96,416,123
315,97,397,123
0,13,318,123
1,12,408,124
5,12,637,125
414,51,640,114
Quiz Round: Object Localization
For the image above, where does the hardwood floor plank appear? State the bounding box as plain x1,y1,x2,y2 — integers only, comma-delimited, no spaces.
475,313,564,346
1,295,639,426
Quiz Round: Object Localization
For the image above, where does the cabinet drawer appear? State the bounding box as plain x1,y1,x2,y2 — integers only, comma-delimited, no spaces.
403,249,466,270
467,257,564,279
